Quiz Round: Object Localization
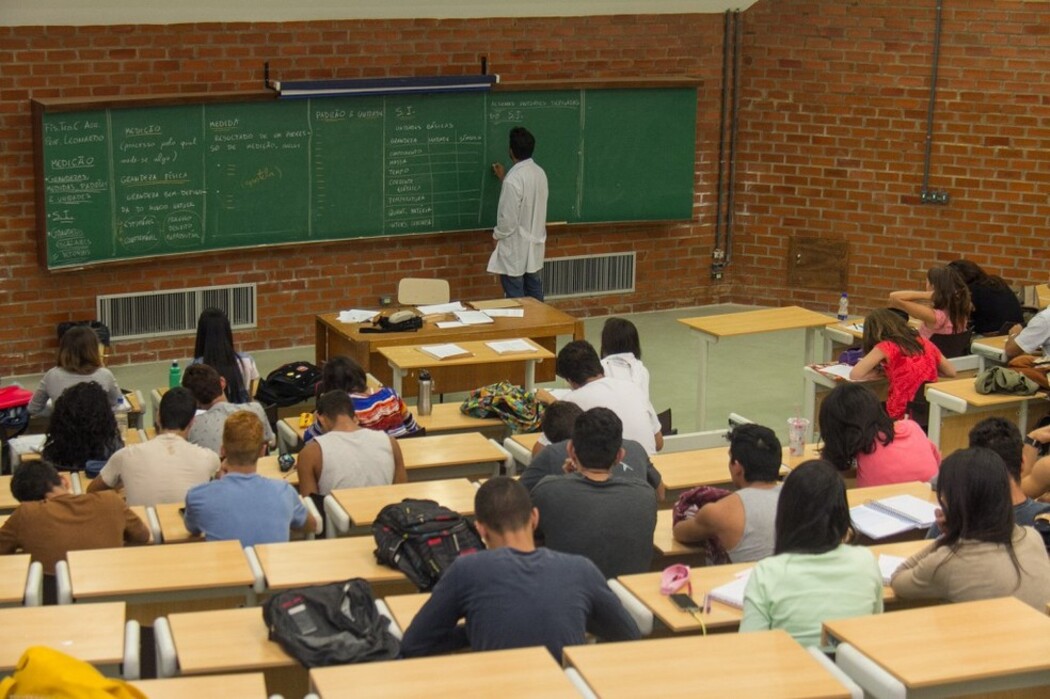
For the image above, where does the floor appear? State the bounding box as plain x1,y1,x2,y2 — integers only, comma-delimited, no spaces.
11,303,815,444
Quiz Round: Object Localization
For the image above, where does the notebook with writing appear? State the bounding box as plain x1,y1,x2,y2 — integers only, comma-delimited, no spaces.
850,494,938,540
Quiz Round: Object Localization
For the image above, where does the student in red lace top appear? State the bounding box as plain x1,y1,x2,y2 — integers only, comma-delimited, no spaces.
849,308,956,420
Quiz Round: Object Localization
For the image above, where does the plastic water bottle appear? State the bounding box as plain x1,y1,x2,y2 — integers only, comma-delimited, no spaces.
115,395,129,433
837,292,849,322
168,360,181,388
417,369,433,416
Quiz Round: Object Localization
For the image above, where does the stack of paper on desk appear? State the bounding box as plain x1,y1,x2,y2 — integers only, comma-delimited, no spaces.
486,339,537,354
419,344,471,360
706,569,753,609
453,310,494,325
850,495,938,539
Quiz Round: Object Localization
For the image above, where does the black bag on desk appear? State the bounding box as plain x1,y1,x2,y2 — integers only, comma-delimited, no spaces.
263,578,399,668
373,498,485,591
255,361,321,407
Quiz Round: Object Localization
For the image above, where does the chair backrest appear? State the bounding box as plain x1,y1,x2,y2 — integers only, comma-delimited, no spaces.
397,278,450,306
929,330,973,359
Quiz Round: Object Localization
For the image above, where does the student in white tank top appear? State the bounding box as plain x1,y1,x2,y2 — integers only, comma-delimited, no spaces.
296,390,407,497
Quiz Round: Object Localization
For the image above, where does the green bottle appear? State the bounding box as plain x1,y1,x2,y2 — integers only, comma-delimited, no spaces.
168,360,181,388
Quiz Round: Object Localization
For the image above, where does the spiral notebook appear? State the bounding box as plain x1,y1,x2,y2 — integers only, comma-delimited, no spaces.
850,494,938,539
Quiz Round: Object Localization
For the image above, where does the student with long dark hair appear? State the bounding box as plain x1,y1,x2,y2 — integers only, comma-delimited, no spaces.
947,259,1023,335
849,308,955,419
192,307,258,404
740,460,882,647
818,383,940,487
891,448,1050,611
599,317,649,398
28,325,122,416
41,381,123,472
889,265,971,339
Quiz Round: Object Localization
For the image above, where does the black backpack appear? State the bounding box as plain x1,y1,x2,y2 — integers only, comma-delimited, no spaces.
255,361,321,407
262,578,399,668
373,498,485,591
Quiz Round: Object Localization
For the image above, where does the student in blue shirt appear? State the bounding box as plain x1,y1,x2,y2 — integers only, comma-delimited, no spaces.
184,411,314,547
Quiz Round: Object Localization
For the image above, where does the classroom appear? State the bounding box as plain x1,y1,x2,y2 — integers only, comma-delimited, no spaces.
2,0,1050,696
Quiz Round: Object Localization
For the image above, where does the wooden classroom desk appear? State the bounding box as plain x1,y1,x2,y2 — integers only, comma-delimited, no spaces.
678,306,836,429
329,478,479,528
128,505,153,544
653,443,820,492
255,454,300,485
310,646,580,699
509,431,543,454
131,673,269,699
824,597,1050,697
846,481,934,508
65,540,255,604
153,502,200,544
564,629,852,699
0,475,18,512
0,601,126,672
382,592,432,633
314,297,584,395
652,508,705,561
378,338,555,395
0,554,32,606
396,431,508,480
925,377,1050,453
252,537,414,596
970,333,1008,372
617,539,928,635
801,364,889,443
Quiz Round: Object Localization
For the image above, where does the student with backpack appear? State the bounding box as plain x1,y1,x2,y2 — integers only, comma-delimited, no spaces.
400,477,640,659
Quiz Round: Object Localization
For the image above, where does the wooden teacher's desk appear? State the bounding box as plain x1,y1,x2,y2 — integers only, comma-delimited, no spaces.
379,338,555,395
825,596,1050,698
310,646,580,699
678,306,835,430
564,630,853,699
315,297,583,396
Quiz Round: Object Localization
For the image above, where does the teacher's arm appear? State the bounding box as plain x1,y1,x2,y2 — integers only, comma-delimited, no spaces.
491,162,505,180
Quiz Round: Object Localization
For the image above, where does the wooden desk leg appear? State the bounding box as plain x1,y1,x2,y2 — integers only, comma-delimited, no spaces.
803,374,817,443
314,318,328,366
524,359,537,391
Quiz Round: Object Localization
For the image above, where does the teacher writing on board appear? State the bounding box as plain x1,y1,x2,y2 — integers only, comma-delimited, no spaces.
488,127,549,301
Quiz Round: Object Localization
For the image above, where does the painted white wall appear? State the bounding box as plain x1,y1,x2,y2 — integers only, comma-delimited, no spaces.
1,0,758,26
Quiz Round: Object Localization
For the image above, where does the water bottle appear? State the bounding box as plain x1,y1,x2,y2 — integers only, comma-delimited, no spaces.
837,292,849,322
115,395,129,434
168,360,181,388
417,369,433,416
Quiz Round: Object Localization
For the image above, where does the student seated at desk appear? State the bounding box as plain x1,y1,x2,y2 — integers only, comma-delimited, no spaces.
929,418,1050,536
182,364,274,455
296,390,406,498
1020,421,1050,500
672,424,782,563
819,383,940,487
850,308,956,420
302,355,420,440
741,460,883,648
184,411,314,547
599,317,650,399
891,448,1050,611
191,307,258,404
889,265,971,341
537,340,662,455
0,461,149,574
947,259,1023,336
531,408,657,578
521,401,664,499
88,387,220,506
41,381,123,474
28,325,122,417
401,477,640,660
1005,306,1050,390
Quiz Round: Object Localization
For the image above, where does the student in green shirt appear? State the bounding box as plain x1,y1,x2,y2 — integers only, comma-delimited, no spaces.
740,460,883,647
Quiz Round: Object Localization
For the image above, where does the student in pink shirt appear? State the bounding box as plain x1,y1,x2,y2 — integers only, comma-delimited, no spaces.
889,265,971,340
818,382,941,487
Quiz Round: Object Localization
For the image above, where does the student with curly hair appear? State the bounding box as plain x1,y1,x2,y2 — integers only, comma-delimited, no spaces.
41,381,123,473
28,325,122,416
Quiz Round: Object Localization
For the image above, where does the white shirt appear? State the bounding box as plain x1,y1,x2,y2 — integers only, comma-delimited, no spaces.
487,158,548,276
98,432,220,506
1016,308,1050,356
564,377,661,455
601,353,650,399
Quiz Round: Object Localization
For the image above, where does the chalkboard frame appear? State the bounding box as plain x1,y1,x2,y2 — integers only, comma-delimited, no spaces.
32,78,700,271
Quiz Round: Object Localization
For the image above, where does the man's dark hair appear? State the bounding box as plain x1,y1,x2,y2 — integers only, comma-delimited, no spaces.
728,423,782,482
181,364,224,404
316,389,355,419
555,340,603,386
509,126,535,160
541,401,583,443
318,355,368,395
969,417,1023,482
158,386,198,431
475,476,533,534
11,461,63,502
571,407,622,471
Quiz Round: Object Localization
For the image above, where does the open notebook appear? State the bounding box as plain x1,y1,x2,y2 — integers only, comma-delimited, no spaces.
705,569,753,609
850,494,938,539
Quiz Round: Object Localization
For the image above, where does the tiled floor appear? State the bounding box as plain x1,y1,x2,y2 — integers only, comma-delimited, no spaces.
12,303,822,443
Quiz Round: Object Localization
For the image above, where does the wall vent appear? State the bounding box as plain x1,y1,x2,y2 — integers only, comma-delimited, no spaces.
542,252,636,299
97,284,257,341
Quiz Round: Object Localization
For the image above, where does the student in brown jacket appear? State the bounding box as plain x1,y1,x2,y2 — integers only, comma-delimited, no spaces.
0,461,150,575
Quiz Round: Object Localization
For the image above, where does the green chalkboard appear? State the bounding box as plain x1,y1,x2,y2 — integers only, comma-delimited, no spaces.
34,87,697,269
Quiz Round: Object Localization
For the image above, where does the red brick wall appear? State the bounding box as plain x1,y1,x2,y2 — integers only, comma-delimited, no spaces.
0,16,726,374
731,0,1050,313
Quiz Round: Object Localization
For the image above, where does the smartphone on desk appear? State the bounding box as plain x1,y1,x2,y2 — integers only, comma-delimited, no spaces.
669,593,701,613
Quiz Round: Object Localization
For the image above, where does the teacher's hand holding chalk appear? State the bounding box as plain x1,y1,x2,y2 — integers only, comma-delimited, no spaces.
491,162,505,180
